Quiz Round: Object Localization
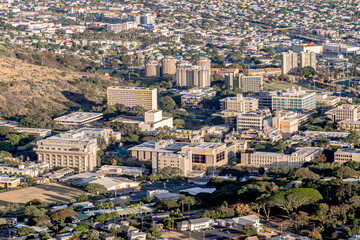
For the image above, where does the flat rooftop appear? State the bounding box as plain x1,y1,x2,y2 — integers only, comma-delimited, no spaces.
54,112,103,123
129,141,190,152
337,148,360,154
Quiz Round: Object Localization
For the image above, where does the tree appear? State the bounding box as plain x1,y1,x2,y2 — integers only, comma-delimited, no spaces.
271,188,323,215
244,224,257,236
0,151,11,159
74,223,89,232
344,161,359,170
159,166,183,179
5,202,19,212
314,153,327,163
159,96,176,112
85,183,107,196
17,227,35,236
333,166,360,179
155,199,179,210
50,208,77,222
291,168,320,180
232,203,252,217
148,225,162,238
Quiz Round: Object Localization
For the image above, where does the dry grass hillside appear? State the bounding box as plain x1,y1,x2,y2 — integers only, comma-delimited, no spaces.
0,54,125,117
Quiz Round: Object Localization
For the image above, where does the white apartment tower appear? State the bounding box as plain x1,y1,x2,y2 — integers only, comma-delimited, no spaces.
281,51,298,75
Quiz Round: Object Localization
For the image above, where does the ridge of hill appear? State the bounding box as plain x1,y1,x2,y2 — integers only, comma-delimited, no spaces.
0,54,125,117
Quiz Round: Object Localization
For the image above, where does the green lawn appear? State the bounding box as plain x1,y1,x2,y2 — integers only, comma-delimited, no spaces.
264,81,322,91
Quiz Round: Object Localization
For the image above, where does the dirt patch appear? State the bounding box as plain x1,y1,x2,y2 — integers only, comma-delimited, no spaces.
0,182,84,208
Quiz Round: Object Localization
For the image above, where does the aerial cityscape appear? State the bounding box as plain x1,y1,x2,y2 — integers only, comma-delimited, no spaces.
1,0,360,239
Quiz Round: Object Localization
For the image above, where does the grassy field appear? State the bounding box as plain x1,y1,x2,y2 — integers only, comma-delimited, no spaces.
0,182,84,208
264,81,322,91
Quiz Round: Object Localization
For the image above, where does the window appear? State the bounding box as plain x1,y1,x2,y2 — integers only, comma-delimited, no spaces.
193,154,206,163
216,152,225,162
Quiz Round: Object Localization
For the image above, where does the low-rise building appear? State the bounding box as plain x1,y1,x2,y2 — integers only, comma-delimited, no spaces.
54,112,103,126
272,87,316,111
326,104,360,122
338,120,360,132
241,147,323,168
220,94,259,113
153,152,192,176
231,215,262,232
334,148,360,164
0,162,49,177
316,93,341,107
236,109,272,131
97,165,145,177
14,127,51,139
0,176,21,188
177,217,213,231
181,87,216,108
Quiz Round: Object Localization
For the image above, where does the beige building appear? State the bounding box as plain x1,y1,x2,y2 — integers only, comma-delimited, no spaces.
145,60,160,77
326,105,360,122
239,75,263,92
300,51,317,70
220,94,259,112
334,148,360,164
141,110,173,131
153,151,192,176
176,65,211,87
196,57,211,71
338,120,360,132
35,128,120,172
162,56,177,75
241,147,323,168
180,138,237,170
181,87,216,108
14,127,51,139
54,112,103,126
107,86,158,110
130,138,237,170
236,109,272,131
106,22,137,32
0,176,21,188
281,51,298,75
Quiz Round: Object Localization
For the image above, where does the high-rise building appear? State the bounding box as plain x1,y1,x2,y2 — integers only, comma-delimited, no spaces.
140,13,156,25
281,51,298,75
162,56,177,75
176,65,211,87
239,75,263,92
145,60,160,77
196,57,211,71
225,73,234,90
271,87,316,111
107,86,158,110
220,94,259,113
300,51,317,70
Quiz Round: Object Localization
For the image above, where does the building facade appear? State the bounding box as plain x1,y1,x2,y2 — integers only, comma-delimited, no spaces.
145,60,160,77
326,105,360,122
239,75,263,92
176,65,211,87
107,86,158,110
334,148,360,164
300,51,317,70
281,51,298,75
271,87,316,111
241,147,323,168
220,94,259,113
153,152,192,176
161,56,177,75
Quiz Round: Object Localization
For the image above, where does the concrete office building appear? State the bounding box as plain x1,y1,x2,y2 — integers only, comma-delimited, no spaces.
35,128,120,172
225,73,234,90
272,87,316,111
325,104,360,122
220,94,259,113
35,134,98,172
140,13,156,25
107,86,158,110
153,151,192,176
145,60,160,77
181,87,216,108
338,120,360,132
180,138,237,170
281,51,298,75
250,91,277,109
106,22,137,32
334,148,360,164
54,112,103,126
162,56,177,75
300,51,317,70
130,138,237,170
239,75,263,92
176,65,211,87
196,57,211,71
241,147,323,168
236,109,272,131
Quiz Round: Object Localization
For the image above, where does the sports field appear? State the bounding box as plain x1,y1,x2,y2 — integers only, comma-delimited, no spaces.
0,182,84,208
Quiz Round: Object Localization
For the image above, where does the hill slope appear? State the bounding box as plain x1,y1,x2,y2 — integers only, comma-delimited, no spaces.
0,54,123,117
